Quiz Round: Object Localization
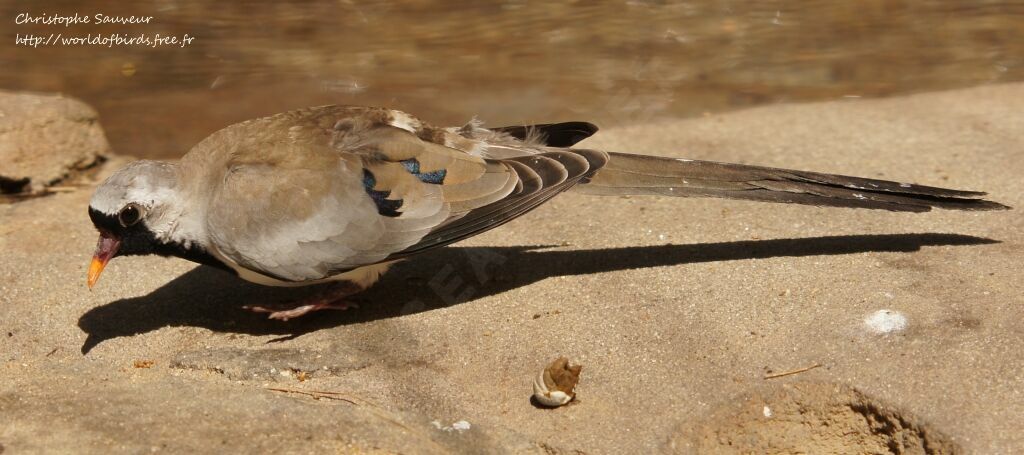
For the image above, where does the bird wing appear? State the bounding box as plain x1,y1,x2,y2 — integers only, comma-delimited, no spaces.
202,106,604,283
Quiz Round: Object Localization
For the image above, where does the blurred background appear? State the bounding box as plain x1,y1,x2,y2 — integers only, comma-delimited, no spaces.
3,0,1023,159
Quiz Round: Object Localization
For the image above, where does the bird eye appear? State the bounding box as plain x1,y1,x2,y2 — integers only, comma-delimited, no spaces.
118,204,143,227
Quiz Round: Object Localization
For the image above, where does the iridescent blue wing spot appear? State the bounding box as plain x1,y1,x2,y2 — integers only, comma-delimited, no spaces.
400,159,420,174
400,158,446,184
362,169,403,217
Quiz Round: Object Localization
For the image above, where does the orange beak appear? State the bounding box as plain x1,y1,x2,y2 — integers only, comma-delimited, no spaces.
87,233,121,289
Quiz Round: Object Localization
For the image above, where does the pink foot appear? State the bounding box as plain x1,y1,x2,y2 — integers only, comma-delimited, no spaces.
243,283,362,321
245,300,356,321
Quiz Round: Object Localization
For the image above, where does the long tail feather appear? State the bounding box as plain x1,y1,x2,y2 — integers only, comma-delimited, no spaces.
575,152,1009,212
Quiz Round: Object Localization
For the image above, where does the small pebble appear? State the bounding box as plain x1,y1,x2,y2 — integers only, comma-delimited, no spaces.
533,357,582,407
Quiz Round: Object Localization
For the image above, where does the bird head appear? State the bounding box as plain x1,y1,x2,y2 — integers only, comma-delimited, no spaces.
86,160,181,289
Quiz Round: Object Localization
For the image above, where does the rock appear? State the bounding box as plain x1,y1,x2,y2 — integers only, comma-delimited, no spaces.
0,362,553,454
0,90,109,194
671,382,960,454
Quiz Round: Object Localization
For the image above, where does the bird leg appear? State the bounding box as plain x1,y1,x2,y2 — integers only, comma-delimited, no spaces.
244,281,363,321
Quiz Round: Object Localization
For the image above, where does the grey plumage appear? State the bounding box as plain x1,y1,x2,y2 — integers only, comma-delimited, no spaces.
86,105,1008,317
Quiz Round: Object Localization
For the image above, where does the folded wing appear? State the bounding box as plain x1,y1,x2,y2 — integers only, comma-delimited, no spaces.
204,107,605,283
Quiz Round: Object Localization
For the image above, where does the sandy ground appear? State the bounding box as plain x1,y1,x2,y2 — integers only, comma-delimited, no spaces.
1,84,1022,453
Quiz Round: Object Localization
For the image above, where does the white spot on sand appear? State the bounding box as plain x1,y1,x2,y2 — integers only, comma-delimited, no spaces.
864,309,908,334
431,420,471,432
763,405,773,418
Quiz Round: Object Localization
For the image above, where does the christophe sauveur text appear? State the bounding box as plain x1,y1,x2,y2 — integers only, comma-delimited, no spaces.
14,13,195,48
15,12,154,26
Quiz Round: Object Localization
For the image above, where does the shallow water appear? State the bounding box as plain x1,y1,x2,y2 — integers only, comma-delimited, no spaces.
3,0,1023,158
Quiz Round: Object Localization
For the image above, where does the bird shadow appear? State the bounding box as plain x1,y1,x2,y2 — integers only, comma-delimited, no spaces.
78,233,997,353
